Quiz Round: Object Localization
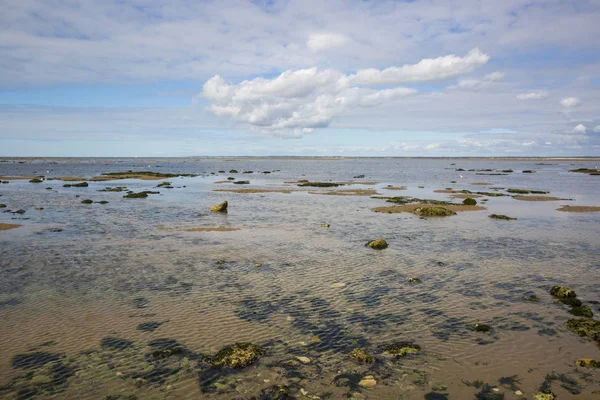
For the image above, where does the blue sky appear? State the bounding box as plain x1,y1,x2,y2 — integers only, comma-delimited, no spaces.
1,0,599,157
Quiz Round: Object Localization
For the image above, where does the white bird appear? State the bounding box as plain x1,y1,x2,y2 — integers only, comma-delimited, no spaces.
459,175,464,178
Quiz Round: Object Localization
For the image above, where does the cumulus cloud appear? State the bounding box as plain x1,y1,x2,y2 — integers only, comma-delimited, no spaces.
560,97,581,108
517,90,549,100
349,48,490,86
201,68,416,137
571,124,586,133
595,125,600,133
306,33,349,52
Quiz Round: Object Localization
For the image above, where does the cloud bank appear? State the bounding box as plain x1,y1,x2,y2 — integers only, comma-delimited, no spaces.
201,49,489,137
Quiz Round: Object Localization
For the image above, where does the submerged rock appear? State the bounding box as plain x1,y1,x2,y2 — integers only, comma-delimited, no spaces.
413,206,457,217
210,342,265,369
564,318,600,340
524,294,540,302
569,305,594,318
11,352,61,369
259,385,294,400
560,297,582,307
349,348,375,363
383,342,421,357
365,238,388,249
210,201,228,212
100,337,133,351
473,323,491,333
489,214,517,220
550,285,576,299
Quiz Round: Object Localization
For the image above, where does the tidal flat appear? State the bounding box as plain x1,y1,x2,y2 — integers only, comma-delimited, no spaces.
1,157,600,400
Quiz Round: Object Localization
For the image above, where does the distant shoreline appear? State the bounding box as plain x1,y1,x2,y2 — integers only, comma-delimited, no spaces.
1,156,600,162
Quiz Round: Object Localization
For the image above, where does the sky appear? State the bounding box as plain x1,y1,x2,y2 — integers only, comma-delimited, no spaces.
1,0,599,157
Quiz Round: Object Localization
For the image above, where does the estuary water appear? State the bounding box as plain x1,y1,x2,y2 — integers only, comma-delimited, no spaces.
0,157,599,400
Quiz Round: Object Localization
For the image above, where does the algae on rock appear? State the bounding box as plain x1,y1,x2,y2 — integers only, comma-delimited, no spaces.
210,201,228,212
550,285,576,299
365,238,388,249
383,342,421,357
349,348,375,363
210,342,265,369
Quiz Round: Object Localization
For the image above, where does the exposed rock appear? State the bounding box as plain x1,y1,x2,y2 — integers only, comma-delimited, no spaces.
81,199,93,204
489,214,517,220
550,285,576,299
576,358,599,368
473,323,491,332
383,342,421,357
413,206,457,217
407,277,422,283
210,201,228,212
358,376,377,388
296,356,311,364
533,392,555,400
349,348,375,363
64,182,89,187
297,182,341,187
123,192,148,198
462,198,477,206
233,180,250,185
29,178,43,183
210,342,264,369
365,238,388,249
321,223,331,227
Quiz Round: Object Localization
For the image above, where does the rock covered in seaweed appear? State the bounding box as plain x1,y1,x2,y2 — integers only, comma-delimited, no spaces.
550,285,576,299
365,238,388,249
383,342,421,357
210,201,228,212
210,342,264,369
349,348,375,363
413,206,457,217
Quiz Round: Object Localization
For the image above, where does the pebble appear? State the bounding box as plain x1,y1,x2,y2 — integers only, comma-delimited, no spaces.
359,376,377,388
296,356,311,364
330,282,346,288
515,390,523,396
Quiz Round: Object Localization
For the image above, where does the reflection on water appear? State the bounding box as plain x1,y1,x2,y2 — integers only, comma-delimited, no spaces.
1,158,600,399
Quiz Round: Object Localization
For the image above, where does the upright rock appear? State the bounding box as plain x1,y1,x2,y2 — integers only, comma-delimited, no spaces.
210,201,228,212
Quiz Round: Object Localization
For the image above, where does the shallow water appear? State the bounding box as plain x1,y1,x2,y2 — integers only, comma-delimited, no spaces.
1,158,600,400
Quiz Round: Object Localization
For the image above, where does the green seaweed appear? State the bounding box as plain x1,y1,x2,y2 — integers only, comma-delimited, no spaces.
210,342,265,369
349,348,375,363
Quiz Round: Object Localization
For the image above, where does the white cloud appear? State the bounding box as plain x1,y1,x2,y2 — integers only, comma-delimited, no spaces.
454,70,504,90
572,124,586,133
594,125,600,133
201,68,416,137
517,90,549,100
560,97,581,108
306,33,349,52
349,48,490,86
